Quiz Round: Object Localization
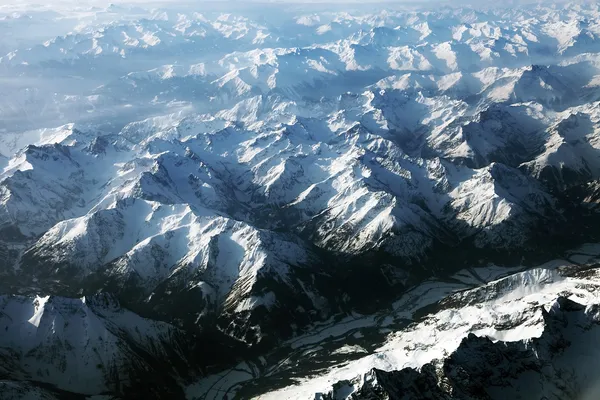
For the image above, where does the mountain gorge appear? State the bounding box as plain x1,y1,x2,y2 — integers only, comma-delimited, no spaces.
2,1,600,399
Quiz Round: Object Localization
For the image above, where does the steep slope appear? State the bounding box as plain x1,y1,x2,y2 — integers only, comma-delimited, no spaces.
0,293,195,398
21,197,327,344
522,108,600,190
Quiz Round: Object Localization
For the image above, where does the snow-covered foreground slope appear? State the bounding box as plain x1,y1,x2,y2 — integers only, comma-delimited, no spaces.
340,296,600,400
192,246,600,399
2,2,600,399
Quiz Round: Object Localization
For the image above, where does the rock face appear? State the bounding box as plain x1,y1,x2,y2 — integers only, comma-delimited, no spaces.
2,2,600,399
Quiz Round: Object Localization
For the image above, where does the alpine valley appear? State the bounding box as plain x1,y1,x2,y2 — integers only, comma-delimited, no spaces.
2,1,600,399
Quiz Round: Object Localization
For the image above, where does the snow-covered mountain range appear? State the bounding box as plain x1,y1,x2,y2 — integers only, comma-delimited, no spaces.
3,1,600,399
